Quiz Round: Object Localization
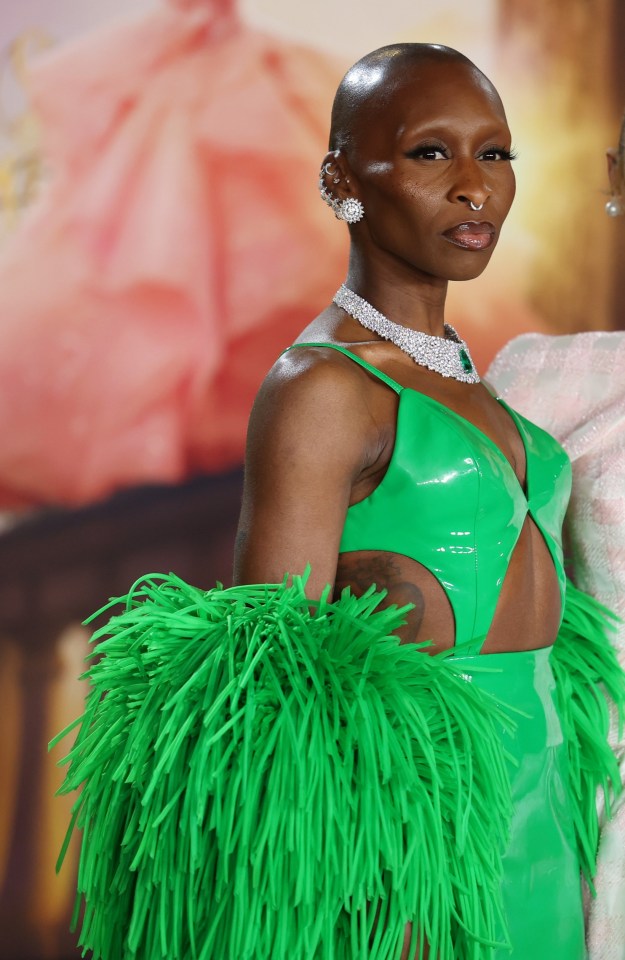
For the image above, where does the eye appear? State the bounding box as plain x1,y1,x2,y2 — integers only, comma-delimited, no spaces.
479,145,518,162
406,143,450,161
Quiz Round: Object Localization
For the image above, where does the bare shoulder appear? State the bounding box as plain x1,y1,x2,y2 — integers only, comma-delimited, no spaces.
247,345,376,451
236,345,381,591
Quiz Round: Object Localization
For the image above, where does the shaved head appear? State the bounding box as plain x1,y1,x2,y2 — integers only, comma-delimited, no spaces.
329,44,497,153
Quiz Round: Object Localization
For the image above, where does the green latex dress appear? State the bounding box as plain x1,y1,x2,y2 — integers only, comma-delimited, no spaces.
309,343,589,958
52,344,625,960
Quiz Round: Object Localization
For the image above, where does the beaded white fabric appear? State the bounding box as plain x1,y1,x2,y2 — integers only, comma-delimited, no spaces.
488,331,625,960
334,285,480,383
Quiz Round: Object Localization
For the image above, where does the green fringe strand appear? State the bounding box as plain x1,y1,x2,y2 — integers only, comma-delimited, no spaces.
553,578,625,892
52,573,515,960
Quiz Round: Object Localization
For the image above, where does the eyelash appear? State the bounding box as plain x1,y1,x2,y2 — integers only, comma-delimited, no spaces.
408,144,449,160
407,144,518,162
480,146,518,162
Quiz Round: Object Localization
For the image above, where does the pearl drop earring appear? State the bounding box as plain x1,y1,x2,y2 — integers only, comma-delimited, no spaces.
606,196,623,217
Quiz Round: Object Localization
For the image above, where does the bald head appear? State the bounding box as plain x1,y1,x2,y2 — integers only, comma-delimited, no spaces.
329,44,498,152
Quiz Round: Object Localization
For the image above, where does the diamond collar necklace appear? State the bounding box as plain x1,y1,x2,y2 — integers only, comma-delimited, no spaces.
333,284,480,384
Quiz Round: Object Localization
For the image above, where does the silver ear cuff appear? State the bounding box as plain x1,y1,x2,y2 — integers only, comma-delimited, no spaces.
319,164,365,223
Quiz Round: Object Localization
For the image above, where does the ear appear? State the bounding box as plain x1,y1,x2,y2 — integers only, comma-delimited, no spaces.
319,149,356,201
607,148,622,197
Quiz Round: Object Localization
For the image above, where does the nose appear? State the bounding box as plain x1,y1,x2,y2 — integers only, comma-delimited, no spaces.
449,158,491,210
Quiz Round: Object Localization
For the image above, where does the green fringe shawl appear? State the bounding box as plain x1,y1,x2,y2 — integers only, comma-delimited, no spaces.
553,578,625,892
52,574,515,960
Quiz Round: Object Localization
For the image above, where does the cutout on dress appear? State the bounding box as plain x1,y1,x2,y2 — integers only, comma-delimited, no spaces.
335,549,456,653
480,513,562,655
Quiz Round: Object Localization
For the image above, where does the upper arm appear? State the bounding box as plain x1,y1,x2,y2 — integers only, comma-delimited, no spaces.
234,351,374,598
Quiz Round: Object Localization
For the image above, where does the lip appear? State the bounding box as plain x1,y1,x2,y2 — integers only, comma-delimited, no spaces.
442,220,496,251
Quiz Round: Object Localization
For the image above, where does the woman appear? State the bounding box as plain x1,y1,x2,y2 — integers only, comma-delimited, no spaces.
54,44,624,960
487,114,625,960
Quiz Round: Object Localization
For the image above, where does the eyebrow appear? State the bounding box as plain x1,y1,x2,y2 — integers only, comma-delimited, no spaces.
397,120,511,143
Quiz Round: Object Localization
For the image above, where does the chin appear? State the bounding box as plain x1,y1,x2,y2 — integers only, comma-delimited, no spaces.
446,267,491,283
446,252,496,283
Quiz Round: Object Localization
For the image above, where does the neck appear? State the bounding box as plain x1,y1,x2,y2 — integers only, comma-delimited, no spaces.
346,252,448,337
333,284,479,384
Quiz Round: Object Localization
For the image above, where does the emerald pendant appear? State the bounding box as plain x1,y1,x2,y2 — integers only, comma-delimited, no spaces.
459,349,473,374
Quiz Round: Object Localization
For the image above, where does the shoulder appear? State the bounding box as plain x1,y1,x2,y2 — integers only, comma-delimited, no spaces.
242,344,392,492
249,345,378,440
487,331,625,448
486,333,553,388
488,331,625,389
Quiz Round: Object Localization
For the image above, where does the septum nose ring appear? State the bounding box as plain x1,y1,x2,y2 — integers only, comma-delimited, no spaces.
468,200,484,212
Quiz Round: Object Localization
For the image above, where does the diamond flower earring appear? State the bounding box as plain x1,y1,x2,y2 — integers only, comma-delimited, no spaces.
336,197,365,223
319,162,365,223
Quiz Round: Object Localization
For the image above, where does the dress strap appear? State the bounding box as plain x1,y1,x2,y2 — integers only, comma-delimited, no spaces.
287,342,403,395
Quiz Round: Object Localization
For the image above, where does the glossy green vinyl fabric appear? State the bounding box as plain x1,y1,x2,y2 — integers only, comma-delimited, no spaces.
293,343,572,650
458,648,586,959
289,344,584,956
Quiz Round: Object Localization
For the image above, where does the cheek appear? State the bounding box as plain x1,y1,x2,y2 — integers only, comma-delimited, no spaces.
367,192,436,241
364,174,438,220
363,161,394,177
498,171,516,213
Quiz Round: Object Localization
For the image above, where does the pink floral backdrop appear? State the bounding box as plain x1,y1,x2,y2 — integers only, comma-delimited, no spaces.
0,0,622,957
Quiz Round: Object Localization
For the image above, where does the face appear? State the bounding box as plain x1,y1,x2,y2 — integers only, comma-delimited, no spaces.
342,58,516,283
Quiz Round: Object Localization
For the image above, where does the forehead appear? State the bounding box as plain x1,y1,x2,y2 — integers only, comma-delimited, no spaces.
352,58,509,148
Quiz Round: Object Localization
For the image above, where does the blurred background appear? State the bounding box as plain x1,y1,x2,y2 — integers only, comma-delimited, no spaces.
0,0,623,957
